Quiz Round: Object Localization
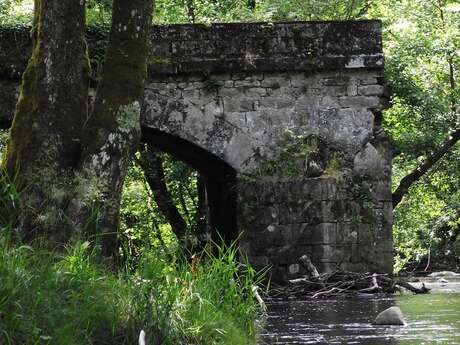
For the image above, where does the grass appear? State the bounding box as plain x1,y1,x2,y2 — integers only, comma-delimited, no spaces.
0,236,263,345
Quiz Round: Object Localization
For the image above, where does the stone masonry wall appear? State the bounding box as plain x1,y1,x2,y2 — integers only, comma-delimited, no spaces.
142,68,392,282
0,20,392,281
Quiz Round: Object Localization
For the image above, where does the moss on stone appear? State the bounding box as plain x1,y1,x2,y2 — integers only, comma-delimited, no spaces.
149,56,172,67
323,152,344,180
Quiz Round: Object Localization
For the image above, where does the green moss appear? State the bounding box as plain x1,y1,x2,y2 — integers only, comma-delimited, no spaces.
323,152,344,180
241,132,322,181
149,56,172,67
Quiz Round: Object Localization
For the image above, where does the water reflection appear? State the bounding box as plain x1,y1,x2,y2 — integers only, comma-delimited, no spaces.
258,292,460,345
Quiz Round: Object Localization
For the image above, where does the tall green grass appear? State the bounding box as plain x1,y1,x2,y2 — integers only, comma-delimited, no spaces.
0,238,263,345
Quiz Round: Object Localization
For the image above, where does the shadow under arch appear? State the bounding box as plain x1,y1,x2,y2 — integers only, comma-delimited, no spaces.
141,127,238,246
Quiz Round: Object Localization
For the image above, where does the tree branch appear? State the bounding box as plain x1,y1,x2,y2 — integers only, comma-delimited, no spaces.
392,128,460,207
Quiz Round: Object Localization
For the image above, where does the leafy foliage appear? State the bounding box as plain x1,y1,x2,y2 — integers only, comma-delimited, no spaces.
370,0,460,270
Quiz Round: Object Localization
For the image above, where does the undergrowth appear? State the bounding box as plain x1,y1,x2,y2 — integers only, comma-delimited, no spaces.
0,237,263,345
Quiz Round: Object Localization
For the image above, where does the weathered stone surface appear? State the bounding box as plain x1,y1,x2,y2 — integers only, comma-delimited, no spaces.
0,20,392,282
374,307,405,326
353,143,385,178
149,21,383,75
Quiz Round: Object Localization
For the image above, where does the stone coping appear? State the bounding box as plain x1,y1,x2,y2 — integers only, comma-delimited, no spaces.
0,20,382,81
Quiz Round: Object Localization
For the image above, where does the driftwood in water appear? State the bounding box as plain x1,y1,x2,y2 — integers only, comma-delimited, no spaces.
299,255,320,278
271,256,430,298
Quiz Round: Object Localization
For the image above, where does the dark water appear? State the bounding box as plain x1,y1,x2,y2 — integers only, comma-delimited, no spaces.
258,280,460,345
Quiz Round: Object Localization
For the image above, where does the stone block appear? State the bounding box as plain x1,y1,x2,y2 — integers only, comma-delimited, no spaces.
320,95,340,108
209,73,232,81
358,84,384,96
347,83,358,96
293,179,337,202
358,223,374,243
320,201,337,222
340,262,367,272
326,85,348,96
343,202,362,222
258,96,293,109
234,80,261,87
182,81,206,90
353,143,385,179
310,223,338,244
279,224,295,243
370,181,392,201
373,206,393,241
322,76,350,86
219,87,239,98
358,76,379,85
315,262,340,273
311,244,352,263
290,79,308,87
357,244,393,273
240,205,280,228
278,201,322,225
265,224,285,244
261,75,291,88
337,222,358,244
222,96,254,112
249,256,270,267
237,181,276,205
288,263,300,274
238,241,250,256
244,87,268,98
339,96,382,109
275,245,295,265
376,240,393,253
267,86,301,98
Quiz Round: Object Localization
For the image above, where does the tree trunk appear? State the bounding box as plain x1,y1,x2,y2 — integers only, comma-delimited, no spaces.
195,174,209,243
3,0,154,258
68,0,153,258
2,0,89,243
185,0,195,23
248,0,256,11
392,128,460,208
139,145,187,239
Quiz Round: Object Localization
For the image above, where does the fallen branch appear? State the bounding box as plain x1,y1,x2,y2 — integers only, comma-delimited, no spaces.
358,273,382,293
380,276,430,294
299,255,320,278
312,287,349,298
272,258,430,298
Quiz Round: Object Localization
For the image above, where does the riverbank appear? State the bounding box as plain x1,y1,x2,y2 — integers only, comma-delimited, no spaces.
0,240,261,345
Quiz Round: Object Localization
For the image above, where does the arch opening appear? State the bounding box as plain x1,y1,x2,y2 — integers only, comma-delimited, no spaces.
141,127,238,246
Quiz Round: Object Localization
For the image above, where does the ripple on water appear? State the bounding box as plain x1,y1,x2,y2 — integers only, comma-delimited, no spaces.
258,292,460,345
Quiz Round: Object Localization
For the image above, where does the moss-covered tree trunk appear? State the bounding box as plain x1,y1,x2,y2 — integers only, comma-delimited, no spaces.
2,0,89,242
68,0,153,258
3,0,153,257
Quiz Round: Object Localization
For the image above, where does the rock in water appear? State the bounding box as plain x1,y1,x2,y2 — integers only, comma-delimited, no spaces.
374,306,405,325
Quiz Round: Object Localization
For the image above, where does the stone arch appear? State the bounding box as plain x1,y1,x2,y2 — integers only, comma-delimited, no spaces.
141,127,238,245
0,20,394,281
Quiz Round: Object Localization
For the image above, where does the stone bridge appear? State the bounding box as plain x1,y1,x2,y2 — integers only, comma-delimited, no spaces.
0,20,392,281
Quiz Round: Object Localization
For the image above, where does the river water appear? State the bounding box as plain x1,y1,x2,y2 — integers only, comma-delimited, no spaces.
258,277,460,345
